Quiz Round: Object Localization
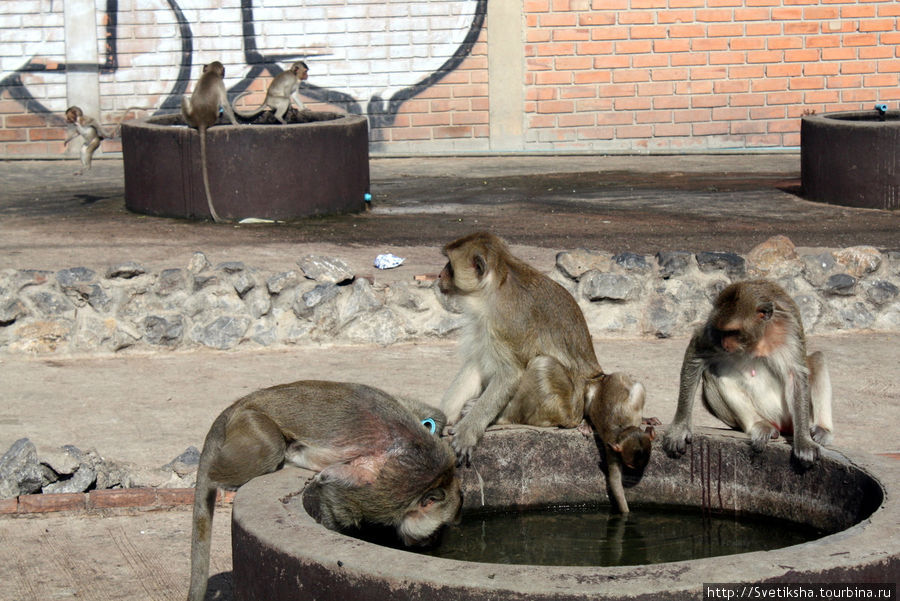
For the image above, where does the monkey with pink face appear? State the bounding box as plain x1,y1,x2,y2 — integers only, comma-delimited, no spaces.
663,279,833,467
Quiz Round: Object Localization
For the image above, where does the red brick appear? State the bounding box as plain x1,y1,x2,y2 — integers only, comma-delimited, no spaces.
614,96,652,110
558,113,595,127
732,37,766,50
657,9,695,23
619,10,654,24
713,79,750,93
578,13,614,25
842,33,878,47
805,62,841,76
692,94,729,108
613,68,650,83
692,121,729,135
5,114,46,128
88,488,157,509
633,54,669,67
671,53,708,66
18,493,86,513
630,24,669,39
0,498,18,514
217,490,236,504
553,28,591,42
537,100,575,113
826,75,863,88
790,77,827,91
615,40,653,54
156,488,195,507
709,51,747,65
821,47,857,61
539,13,577,27
785,49,821,62
433,126,474,139
772,7,803,20
574,70,611,84
784,22,819,34
858,19,894,32
735,8,770,20
804,6,839,19
654,39,691,52
864,73,900,87
841,89,878,102
654,122,692,136
751,77,788,92
841,5,876,19
707,23,743,36
669,24,707,37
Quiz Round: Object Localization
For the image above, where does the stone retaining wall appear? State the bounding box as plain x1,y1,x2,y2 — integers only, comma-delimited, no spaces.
1,236,898,356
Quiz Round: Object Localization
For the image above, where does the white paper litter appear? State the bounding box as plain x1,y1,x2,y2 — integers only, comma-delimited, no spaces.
374,253,405,269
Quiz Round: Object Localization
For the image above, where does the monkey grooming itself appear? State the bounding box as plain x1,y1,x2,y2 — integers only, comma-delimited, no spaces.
64,106,105,175
437,231,648,466
662,279,833,468
233,60,309,124
180,60,239,223
585,372,654,513
187,380,460,601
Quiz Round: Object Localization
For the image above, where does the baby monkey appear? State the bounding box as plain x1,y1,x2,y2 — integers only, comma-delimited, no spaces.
584,372,655,513
187,380,460,601
64,106,105,175
233,60,309,124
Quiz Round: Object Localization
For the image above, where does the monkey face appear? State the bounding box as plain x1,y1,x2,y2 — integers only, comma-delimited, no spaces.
398,475,462,546
612,427,655,470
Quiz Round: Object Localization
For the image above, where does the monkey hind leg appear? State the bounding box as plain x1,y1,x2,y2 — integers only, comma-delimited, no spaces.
807,351,834,445
207,408,286,487
499,356,582,428
702,373,776,452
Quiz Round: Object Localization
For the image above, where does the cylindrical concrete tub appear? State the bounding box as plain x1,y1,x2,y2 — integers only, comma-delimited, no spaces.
121,113,370,221
801,110,900,210
231,428,897,601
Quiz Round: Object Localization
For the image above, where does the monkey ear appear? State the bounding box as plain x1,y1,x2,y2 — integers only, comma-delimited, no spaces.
609,442,622,453
757,302,774,321
644,426,656,441
420,487,447,508
473,254,487,278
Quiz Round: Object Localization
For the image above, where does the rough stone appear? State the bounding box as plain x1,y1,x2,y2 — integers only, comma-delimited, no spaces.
298,255,353,284
56,267,96,288
155,269,187,297
144,315,184,347
191,315,251,350
825,273,857,296
232,271,256,298
866,280,899,306
580,272,641,302
656,251,693,279
106,262,146,279
0,438,43,499
0,298,27,325
747,235,798,276
187,252,211,274
695,251,746,277
267,271,302,295
802,252,838,288
217,261,246,274
26,290,74,317
556,249,611,280
834,246,882,278
163,446,201,477
612,252,650,272
294,284,340,317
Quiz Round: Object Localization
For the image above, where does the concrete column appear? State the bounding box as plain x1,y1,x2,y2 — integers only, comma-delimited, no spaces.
488,0,525,151
64,0,100,145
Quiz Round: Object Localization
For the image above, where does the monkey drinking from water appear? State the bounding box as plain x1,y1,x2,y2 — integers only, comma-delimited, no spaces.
187,380,461,601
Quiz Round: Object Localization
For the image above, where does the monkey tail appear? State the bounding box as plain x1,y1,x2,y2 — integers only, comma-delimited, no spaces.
231,90,265,120
187,414,226,601
198,130,223,223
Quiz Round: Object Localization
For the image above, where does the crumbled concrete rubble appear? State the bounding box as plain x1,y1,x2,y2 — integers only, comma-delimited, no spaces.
1,238,898,355
0,437,200,499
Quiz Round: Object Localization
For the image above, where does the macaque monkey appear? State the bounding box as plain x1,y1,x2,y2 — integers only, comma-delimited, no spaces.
438,231,649,470
662,280,833,468
187,380,460,601
585,372,654,513
64,106,105,175
232,60,309,124
180,60,238,223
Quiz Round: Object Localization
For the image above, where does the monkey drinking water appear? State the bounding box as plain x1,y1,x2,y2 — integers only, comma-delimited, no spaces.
187,380,461,601
584,372,654,513
437,232,650,474
181,60,238,223
662,280,833,468
232,60,309,124
64,106,105,175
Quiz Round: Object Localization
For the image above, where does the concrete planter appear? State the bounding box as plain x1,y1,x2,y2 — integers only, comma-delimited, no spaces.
801,111,900,210
121,113,370,221
232,428,897,601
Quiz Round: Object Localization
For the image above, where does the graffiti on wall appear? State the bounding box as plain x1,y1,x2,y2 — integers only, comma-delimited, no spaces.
0,0,486,127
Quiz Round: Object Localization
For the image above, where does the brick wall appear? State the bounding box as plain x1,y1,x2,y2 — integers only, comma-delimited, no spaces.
1,0,897,158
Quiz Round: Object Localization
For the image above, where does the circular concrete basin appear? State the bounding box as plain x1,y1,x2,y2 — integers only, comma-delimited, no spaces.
231,428,897,600
121,113,370,221
801,110,900,210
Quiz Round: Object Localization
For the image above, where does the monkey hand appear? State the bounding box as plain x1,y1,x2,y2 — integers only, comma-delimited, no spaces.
791,436,822,469
661,423,692,458
448,417,485,467
748,421,779,453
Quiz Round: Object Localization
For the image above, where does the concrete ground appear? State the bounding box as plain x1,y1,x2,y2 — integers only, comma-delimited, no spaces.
0,155,898,601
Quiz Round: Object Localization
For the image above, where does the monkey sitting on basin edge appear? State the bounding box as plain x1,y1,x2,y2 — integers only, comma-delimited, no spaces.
187,380,461,601
437,231,656,513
